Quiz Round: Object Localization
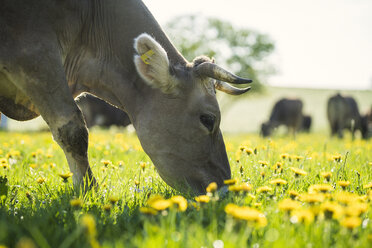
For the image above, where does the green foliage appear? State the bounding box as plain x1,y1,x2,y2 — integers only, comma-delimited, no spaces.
0,130,371,248
165,15,275,93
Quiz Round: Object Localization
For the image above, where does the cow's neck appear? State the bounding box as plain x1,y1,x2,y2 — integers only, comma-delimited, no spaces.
61,0,186,120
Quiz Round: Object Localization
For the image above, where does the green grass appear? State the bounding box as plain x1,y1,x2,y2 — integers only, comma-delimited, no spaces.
0,129,371,248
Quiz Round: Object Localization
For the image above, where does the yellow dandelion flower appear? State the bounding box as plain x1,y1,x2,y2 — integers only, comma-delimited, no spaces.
58,172,73,182
363,182,372,189
228,183,253,193
101,159,111,167
338,181,351,189
0,163,9,169
235,150,242,162
117,161,125,167
321,201,343,219
140,207,158,215
134,180,140,186
195,195,210,203
260,171,265,178
36,177,46,184
334,192,360,205
245,148,254,155
340,216,362,229
344,203,368,217
225,204,267,227
289,190,300,199
29,163,38,169
224,178,237,185
108,196,119,204
300,193,325,203
0,158,7,164
103,204,112,212
147,196,172,211
269,178,288,186
258,160,268,167
140,162,146,171
280,153,290,159
170,195,188,212
290,167,307,176
292,155,304,161
70,198,83,208
257,186,272,193
80,214,97,237
206,182,218,193
320,172,332,181
332,154,342,162
308,184,334,194
291,209,314,224
278,198,301,212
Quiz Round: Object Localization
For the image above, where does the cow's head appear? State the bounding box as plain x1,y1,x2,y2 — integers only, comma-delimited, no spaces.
260,122,272,137
132,33,251,195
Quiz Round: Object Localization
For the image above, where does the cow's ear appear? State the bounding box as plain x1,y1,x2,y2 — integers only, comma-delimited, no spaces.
134,33,178,94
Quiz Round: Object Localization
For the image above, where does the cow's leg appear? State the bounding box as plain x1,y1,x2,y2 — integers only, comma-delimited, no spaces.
4,54,95,190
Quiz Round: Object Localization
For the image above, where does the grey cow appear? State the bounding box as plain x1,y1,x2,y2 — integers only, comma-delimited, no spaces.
0,0,252,194
327,93,368,139
261,98,304,137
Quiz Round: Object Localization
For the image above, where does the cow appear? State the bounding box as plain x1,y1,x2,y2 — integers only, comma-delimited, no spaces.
0,0,252,195
300,115,312,133
327,93,368,139
260,98,303,137
76,94,131,129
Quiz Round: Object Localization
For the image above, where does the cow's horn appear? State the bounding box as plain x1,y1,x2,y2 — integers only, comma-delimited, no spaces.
215,81,251,95
195,62,252,84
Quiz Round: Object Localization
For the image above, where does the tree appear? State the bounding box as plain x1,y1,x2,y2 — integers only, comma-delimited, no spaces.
165,15,275,93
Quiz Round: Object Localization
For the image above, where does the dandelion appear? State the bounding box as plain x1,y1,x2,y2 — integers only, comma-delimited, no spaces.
134,180,140,186
340,216,362,229
245,148,254,155
320,201,343,219
260,171,265,178
320,172,332,181
289,190,300,199
224,178,237,185
140,162,146,171
101,159,111,167
344,203,368,217
206,182,218,193
332,154,342,162
228,183,253,193
258,160,268,167
140,207,158,215
278,199,301,212
117,161,125,167
272,162,283,173
308,184,334,194
290,167,307,177
70,198,83,208
300,193,325,204
269,178,287,186
290,209,314,224
58,172,73,182
225,204,267,227
363,182,372,189
0,158,7,164
108,196,119,205
147,196,172,211
334,192,360,205
29,163,38,169
170,195,188,212
195,195,210,203
0,163,9,169
338,181,350,189
36,177,46,184
103,204,112,212
257,186,272,194
80,214,100,248
280,153,290,159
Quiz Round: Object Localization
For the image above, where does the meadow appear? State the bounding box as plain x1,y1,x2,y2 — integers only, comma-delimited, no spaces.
0,129,371,248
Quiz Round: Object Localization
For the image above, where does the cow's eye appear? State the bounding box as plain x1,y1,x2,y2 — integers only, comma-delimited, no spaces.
200,114,216,132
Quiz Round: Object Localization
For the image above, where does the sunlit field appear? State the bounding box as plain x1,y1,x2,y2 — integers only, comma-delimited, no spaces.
0,129,371,248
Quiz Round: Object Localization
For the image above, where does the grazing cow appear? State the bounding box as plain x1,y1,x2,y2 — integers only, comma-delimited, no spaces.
300,115,312,133
327,93,368,139
76,94,131,128
0,0,252,194
261,98,303,137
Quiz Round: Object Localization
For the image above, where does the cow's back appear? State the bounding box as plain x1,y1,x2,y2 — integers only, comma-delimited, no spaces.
327,94,361,129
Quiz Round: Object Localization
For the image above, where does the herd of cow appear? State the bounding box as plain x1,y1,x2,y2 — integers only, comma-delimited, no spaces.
261,93,371,139
78,93,371,139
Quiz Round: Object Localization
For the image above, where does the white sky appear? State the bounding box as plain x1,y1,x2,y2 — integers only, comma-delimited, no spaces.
143,0,372,90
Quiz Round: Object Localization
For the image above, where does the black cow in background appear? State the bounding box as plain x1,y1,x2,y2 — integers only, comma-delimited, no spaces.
76,94,131,129
300,115,312,133
261,98,305,137
327,93,368,139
